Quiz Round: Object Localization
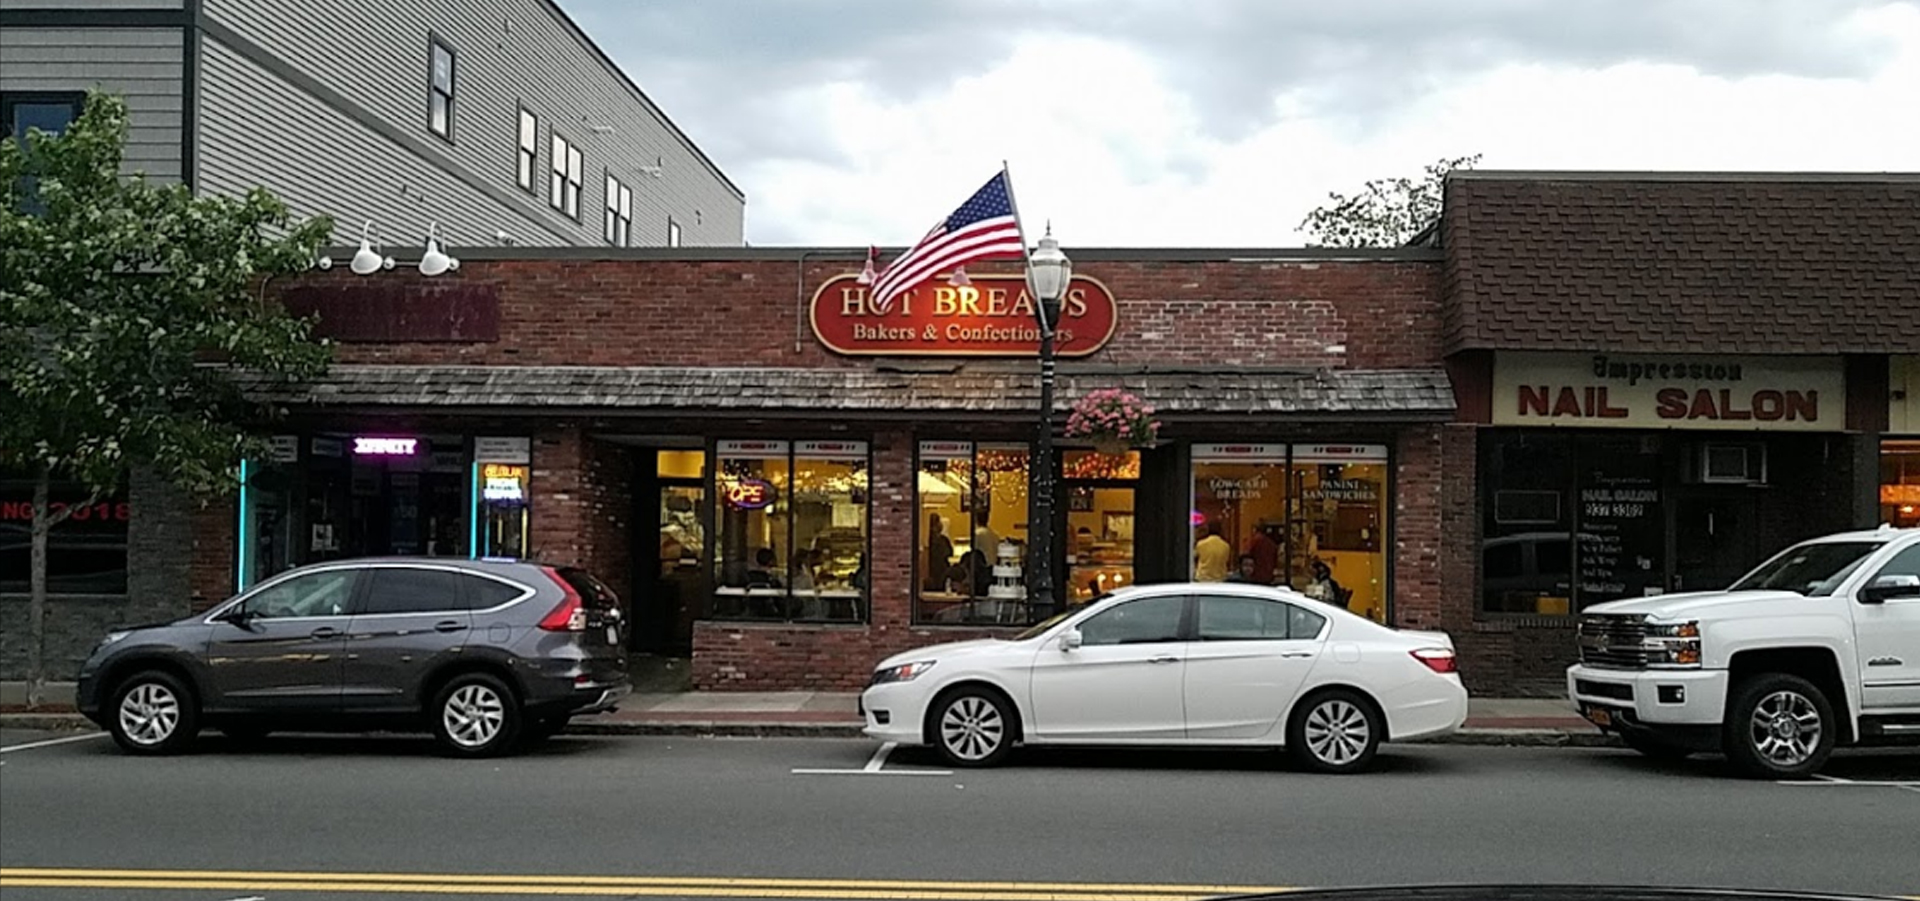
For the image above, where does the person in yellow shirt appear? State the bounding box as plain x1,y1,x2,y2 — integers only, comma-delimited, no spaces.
1194,521,1232,582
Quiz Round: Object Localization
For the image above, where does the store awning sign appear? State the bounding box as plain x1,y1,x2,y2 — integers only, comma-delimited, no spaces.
353,436,417,456
810,272,1118,357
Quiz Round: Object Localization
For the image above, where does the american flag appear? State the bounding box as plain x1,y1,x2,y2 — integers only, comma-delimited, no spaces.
868,171,1026,314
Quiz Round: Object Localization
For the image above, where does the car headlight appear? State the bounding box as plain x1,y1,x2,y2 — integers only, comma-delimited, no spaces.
869,660,936,686
1643,620,1701,667
98,630,131,648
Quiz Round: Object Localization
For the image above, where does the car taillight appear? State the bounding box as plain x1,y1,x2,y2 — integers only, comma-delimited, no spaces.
538,567,588,632
1411,648,1457,674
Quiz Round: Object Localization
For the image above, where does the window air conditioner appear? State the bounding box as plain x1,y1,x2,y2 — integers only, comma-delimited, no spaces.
1697,443,1768,484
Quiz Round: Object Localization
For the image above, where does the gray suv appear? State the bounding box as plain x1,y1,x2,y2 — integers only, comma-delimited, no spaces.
76,558,630,757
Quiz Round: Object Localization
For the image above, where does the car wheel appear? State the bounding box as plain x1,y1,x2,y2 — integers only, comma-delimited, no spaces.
108,671,199,756
1723,673,1835,780
932,688,1015,768
1287,689,1383,774
1620,730,1691,762
430,673,522,758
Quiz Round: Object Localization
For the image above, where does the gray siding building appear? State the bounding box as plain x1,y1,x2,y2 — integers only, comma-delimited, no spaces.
0,0,745,248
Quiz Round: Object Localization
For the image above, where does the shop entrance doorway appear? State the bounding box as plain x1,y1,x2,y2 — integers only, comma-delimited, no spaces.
631,446,706,654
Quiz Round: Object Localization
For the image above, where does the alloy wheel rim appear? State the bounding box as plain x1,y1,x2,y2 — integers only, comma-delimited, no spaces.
117,683,180,746
940,696,1005,761
1304,699,1370,765
1748,690,1821,767
444,684,506,748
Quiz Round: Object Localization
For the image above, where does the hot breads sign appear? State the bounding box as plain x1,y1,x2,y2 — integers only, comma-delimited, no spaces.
1491,353,1847,431
810,272,1117,357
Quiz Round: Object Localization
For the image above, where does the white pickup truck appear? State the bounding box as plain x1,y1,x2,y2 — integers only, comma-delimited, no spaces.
1566,525,1920,778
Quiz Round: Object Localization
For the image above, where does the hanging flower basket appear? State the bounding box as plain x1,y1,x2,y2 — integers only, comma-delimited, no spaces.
1064,388,1160,454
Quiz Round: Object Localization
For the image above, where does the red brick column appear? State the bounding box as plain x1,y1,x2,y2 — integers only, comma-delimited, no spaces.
189,501,235,611
1391,424,1444,628
529,423,589,567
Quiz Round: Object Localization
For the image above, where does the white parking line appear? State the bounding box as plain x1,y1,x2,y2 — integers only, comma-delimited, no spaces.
1778,774,1920,790
0,732,106,754
790,741,955,776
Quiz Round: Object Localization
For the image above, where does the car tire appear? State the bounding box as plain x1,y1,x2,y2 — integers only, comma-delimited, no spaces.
107,670,199,756
1620,730,1691,762
1723,673,1835,780
429,673,522,758
1286,689,1384,774
930,688,1015,768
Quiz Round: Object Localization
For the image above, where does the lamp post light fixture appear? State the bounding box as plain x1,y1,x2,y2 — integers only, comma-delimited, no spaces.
1024,227,1071,620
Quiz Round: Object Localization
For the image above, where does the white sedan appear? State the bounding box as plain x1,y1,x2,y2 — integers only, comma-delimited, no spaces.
862,583,1468,772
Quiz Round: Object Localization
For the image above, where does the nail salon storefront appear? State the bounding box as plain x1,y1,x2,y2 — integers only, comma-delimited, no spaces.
194,249,1457,690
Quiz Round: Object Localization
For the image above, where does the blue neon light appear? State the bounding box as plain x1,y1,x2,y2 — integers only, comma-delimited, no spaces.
235,459,251,591
467,459,479,559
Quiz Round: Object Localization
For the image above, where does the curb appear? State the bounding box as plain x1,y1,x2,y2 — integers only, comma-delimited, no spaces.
1,714,1620,747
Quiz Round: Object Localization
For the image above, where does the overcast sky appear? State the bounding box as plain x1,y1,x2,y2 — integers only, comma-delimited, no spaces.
563,1,1920,247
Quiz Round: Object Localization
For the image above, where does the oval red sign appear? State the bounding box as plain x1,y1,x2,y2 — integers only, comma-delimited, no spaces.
809,273,1117,357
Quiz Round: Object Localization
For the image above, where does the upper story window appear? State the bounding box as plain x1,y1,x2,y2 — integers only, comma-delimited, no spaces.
3,92,84,141
604,173,631,246
516,108,537,192
550,132,581,219
667,217,682,247
428,38,456,140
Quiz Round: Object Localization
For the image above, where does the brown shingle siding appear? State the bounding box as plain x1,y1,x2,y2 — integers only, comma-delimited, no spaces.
1441,173,1920,354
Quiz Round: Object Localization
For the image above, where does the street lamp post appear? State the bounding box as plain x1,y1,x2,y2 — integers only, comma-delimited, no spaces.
1025,231,1071,620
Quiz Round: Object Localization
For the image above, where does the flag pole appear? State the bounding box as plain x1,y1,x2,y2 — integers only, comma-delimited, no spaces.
1000,160,1046,334
1000,160,1059,620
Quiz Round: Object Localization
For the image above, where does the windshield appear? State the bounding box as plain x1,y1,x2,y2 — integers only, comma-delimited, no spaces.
1728,541,1885,596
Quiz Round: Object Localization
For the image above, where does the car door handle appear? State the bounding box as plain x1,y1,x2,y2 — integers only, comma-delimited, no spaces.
1148,655,1181,664
310,627,341,639
434,620,466,633
1280,651,1316,658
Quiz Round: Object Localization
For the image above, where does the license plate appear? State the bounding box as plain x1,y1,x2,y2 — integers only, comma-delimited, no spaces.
1584,706,1612,727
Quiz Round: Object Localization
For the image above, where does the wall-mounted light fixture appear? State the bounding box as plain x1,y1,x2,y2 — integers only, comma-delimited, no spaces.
314,221,458,277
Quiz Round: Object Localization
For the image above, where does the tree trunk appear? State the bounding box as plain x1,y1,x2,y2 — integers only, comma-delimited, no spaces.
27,468,50,708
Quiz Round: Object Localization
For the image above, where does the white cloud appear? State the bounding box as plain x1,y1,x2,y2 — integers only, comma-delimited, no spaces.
578,1,1920,246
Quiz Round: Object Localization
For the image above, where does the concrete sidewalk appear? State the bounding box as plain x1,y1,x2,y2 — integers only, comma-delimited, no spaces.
4,682,1613,746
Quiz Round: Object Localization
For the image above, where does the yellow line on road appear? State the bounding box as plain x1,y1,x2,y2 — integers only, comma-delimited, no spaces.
0,868,1290,900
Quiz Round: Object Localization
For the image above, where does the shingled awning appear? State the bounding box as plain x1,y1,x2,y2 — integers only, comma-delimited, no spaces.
251,365,1454,420
1441,172,1920,354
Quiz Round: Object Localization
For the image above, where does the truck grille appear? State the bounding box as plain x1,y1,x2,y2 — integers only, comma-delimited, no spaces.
1577,614,1648,669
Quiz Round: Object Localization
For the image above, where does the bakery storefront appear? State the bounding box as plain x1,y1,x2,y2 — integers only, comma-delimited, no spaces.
1476,352,1861,617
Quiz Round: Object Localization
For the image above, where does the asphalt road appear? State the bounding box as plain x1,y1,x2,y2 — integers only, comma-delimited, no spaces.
2,727,1917,901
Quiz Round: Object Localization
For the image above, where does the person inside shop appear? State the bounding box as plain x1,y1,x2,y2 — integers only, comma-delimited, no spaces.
1194,520,1232,582
1225,554,1259,583
1303,559,1349,609
1245,521,1280,584
948,545,992,598
925,513,954,592
746,548,781,588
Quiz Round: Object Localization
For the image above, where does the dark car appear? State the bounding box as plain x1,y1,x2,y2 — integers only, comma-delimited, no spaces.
76,558,630,757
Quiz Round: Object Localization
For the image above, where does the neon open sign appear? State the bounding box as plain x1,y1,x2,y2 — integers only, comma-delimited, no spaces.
726,478,774,510
353,437,418,456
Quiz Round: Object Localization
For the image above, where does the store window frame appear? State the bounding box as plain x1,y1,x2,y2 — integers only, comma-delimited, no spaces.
427,35,457,142
706,438,873,625
0,471,130,597
1881,437,1920,530
912,440,1039,627
1185,442,1395,624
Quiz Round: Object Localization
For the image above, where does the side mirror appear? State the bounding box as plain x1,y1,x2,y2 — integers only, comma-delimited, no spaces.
214,606,255,627
1059,629,1083,652
1861,573,1920,605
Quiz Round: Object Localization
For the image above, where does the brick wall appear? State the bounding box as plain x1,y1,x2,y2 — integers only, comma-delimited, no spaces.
308,257,1442,373
190,503,234,612
1391,425,1444,628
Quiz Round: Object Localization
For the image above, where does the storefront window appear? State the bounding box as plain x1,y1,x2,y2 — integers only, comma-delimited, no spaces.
1190,444,1287,588
1575,435,1665,605
1480,433,1576,614
916,442,1030,624
0,474,129,595
477,462,530,558
1064,450,1138,605
1288,445,1389,623
713,440,868,622
1884,439,1920,529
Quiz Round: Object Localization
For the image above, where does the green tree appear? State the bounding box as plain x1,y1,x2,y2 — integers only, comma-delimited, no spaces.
1299,154,1481,248
1,93,333,705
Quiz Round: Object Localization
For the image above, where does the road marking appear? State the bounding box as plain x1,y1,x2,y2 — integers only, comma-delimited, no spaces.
0,868,1289,900
0,732,106,754
1777,775,1920,788
790,740,954,776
